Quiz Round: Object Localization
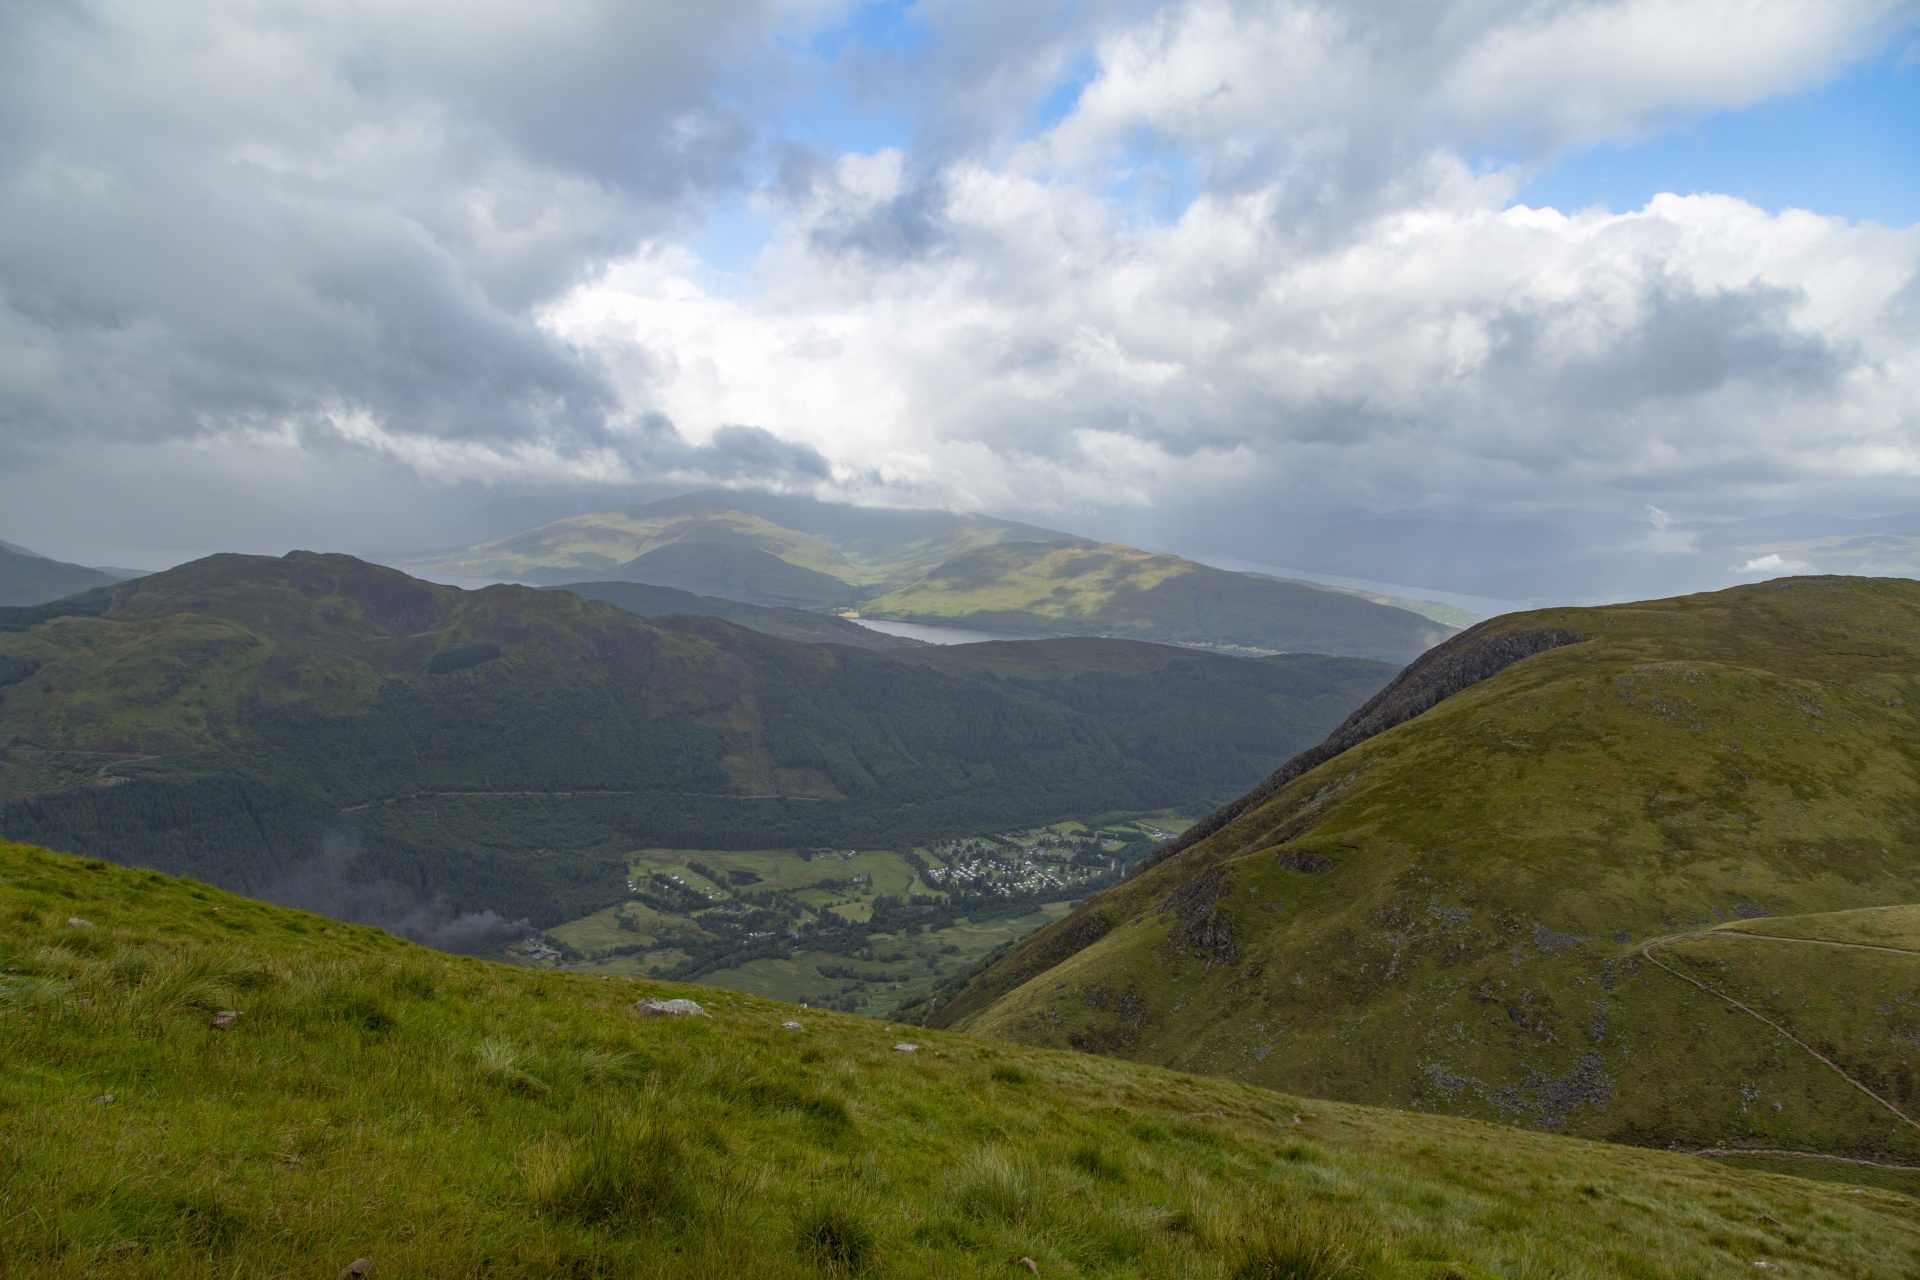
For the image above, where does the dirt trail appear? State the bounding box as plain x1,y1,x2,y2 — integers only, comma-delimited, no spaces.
1708,930,1920,958
1640,932,1920,1134
1693,1147,1920,1173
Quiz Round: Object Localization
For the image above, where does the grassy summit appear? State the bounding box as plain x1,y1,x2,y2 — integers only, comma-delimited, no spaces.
860,541,1454,663
933,576,1920,1169
4,839,1917,1278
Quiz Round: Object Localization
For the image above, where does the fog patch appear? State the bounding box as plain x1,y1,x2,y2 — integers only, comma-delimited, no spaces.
255,828,534,956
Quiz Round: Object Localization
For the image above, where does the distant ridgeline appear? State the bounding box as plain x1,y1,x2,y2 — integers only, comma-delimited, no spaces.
0,553,1393,934
931,576,1920,1165
402,491,1460,661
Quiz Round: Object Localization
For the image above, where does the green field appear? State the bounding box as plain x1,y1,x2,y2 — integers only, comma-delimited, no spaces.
543,814,1195,1016
8,838,1920,1279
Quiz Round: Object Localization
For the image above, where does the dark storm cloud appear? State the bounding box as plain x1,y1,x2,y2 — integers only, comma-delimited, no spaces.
0,0,784,481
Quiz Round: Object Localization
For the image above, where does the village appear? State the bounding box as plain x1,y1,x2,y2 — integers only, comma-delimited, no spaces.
532,813,1195,1018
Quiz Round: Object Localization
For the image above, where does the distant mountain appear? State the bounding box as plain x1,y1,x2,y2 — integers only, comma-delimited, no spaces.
598,541,857,607
401,491,1076,593
933,575,1920,1165
0,541,125,607
860,540,1454,663
0,551,1391,933
549,580,924,648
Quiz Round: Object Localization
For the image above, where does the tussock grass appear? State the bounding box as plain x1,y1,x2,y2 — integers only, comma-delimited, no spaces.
3,841,1919,1278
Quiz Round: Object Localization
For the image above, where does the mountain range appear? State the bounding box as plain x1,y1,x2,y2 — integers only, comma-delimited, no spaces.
0,551,1391,936
404,491,1457,661
928,575,1920,1167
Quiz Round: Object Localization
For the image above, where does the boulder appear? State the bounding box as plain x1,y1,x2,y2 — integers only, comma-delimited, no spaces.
635,998,709,1018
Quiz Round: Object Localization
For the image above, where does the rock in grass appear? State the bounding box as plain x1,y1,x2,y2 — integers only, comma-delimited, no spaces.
1018,1258,1040,1274
782,1021,804,1030
635,998,709,1018
336,1258,373,1279
209,1010,240,1030
894,1043,918,1052
65,917,91,929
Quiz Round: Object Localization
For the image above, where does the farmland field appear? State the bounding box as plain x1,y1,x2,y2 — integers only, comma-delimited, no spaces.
540,812,1193,1016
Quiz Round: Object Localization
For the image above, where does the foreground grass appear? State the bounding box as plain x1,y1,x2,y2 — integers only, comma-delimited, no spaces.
3,842,1917,1278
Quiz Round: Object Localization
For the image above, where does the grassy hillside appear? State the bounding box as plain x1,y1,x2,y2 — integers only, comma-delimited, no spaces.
936,576,1920,1165
592,541,857,606
0,552,1388,935
0,543,124,607
861,541,1455,663
549,581,927,648
403,491,1075,592
6,840,1918,1279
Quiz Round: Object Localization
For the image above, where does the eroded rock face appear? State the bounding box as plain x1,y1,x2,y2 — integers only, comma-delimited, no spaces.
1159,869,1239,968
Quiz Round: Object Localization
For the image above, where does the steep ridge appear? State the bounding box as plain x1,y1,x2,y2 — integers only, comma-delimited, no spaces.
933,576,1920,1165
0,552,1389,933
1128,621,1583,879
860,540,1455,663
3,838,1915,1278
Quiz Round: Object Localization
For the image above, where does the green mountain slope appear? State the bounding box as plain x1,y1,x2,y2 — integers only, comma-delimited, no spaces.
0,552,1389,934
0,542,124,607
549,581,927,648
934,576,1920,1165
861,541,1455,662
5,840,1915,1278
589,541,857,606
403,491,1075,591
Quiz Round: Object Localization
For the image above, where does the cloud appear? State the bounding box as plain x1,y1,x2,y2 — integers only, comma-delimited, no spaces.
0,0,784,484
2,0,1918,566
551,186,1920,524
1735,552,1813,573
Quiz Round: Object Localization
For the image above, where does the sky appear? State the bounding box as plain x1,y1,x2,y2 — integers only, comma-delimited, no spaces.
1,0,1918,578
